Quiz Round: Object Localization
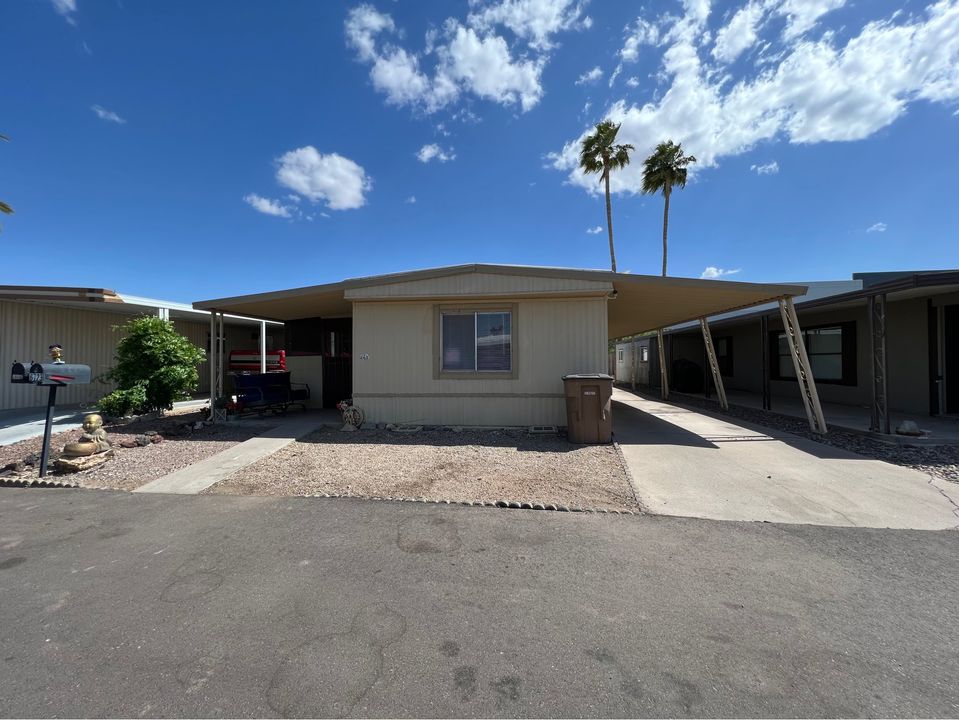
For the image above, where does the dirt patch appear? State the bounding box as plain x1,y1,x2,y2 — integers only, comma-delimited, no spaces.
1,411,276,491
204,428,639,511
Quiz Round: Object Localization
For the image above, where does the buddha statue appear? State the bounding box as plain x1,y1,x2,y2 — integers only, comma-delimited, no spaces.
62,414,112,457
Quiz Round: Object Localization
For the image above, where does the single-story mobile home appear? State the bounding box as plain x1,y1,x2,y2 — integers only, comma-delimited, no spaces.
194,264,806,427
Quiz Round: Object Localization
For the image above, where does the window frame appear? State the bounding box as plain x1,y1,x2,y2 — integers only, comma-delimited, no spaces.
433,303,518,380
640,345,649,363
770,320,857,386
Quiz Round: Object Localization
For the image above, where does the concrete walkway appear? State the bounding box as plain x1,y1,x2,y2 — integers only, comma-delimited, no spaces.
134,416,327,494
613,388,959,530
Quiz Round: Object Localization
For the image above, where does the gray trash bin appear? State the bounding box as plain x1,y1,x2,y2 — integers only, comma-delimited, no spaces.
563,373,614,444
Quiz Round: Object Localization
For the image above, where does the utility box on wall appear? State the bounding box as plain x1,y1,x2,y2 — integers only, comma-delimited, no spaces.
563,373,613,444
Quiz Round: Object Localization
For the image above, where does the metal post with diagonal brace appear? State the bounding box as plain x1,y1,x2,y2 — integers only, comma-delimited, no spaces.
657,329,669,400
778,296,828,434
700,317,728,410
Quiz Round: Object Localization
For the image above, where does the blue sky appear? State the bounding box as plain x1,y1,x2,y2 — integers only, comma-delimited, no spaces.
2,0,958,302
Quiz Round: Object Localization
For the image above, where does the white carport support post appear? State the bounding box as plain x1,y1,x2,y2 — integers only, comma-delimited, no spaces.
208,310,216,421
699,317,728,410
657,329,669,400
778,297,828,434
208,311,227,423
259,320,267,374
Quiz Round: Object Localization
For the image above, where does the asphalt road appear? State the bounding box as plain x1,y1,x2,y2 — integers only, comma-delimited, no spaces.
1,488,957,718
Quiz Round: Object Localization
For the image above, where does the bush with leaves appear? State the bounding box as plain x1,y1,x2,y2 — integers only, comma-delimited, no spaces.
100,316,206,415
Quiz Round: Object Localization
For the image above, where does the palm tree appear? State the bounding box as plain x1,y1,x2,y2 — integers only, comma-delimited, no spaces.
579,120,634,272
0,134,12,223
641,140,696,277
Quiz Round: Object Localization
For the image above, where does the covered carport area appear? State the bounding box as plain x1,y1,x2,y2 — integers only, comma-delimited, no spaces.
607,274,827,434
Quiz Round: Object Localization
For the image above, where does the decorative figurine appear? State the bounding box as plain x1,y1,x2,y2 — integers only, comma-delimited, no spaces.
62,414,112,457
49,344,64,364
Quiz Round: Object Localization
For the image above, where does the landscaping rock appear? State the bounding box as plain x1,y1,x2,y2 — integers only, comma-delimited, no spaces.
134,435,151,447
2,460,24,474
150,434,164,444
119,439,138,449
54,450,114,474
896,420,923,436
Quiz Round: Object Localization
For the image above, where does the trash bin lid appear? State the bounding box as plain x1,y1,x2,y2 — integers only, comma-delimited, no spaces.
562,373,613,380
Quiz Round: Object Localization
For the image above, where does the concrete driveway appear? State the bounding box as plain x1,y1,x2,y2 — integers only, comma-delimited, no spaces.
2,488,958,717
613,389,959,530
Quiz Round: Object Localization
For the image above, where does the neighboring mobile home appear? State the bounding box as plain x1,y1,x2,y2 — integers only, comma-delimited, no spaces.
0,285,282,411
194,264,805,427
616,269,959,433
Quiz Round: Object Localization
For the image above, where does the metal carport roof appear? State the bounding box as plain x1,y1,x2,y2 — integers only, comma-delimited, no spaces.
193,264,807,338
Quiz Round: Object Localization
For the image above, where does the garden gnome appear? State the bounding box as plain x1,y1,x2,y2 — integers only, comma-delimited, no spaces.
62,414,112,457
49,344,64,364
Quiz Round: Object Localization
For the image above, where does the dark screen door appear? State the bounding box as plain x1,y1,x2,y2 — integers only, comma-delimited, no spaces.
945,305,959,414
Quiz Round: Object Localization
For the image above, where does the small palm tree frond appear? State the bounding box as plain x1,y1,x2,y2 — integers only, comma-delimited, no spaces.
0,201,13,215
0,134,9,142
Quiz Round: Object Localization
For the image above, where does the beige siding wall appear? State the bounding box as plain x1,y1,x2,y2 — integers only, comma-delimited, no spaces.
1,300,215,411
346,272,612,300
353,296,608,426
614,339,651,385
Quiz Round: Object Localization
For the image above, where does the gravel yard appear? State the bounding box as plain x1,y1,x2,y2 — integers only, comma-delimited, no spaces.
645,390,959,483
205,428,639,511
0,411,276,491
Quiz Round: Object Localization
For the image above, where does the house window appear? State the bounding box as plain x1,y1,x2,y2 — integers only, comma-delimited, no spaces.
772,322,856,385
618,349,624,362
715,336,733,376
441,311,512,372
640,346,649,362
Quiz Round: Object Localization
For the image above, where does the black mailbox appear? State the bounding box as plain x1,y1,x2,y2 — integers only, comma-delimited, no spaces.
10,362,92,386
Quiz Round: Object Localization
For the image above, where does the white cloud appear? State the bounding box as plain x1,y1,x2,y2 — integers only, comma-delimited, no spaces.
701,266,742,279
345,1,587,113
417,143,456,163
575,66,603,85
467,0,592,51
440,25,545,111
405,195,417,204
778,0,846,41
751,161,779,174
244,194,293,219
625,76,640,88
551,1,959,196
586,226,603,234
344,4,395,62
275,146,371,211
866,222,887,233
51,0,77,24
713,2,764,63
91,105,126,124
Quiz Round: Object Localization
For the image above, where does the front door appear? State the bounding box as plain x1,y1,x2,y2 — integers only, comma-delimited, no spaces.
322,357,352,409
945,305,959,414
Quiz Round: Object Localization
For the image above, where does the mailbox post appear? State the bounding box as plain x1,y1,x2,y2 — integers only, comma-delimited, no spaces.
10,352,92,478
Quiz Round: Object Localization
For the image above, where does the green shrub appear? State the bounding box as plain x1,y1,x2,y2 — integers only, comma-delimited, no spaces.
101,316,206,414
98,383,148,418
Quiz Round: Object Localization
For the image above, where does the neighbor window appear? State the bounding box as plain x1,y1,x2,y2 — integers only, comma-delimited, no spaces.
715,336,733,376
772,322,856,385
640,346,649,362
441,311,512,372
